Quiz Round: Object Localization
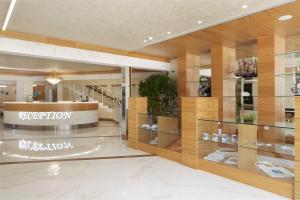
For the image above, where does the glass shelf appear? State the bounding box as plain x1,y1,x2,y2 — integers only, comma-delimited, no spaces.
137,113,181,152
223,77,258,81
223,96,297,98
193,64,211,68
199,139,238,147
138,127,180,136
276,50,300,58
240,141,294,157
198,118,295,129
274,73,300,77
198,119,295,183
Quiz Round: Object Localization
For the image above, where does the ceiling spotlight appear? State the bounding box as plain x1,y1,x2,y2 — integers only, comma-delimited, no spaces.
167,31,172,35
242,4,248,9
278,15,293,21
148,36,153,41
197,20,203,24
2,0,17,31
143,39,148,43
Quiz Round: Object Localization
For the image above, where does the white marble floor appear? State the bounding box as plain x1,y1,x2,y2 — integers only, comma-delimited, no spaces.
0,156,289,200
0,120,149,163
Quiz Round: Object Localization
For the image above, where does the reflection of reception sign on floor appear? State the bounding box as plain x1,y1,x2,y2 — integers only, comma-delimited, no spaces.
3,102,99,127
19,139,74,151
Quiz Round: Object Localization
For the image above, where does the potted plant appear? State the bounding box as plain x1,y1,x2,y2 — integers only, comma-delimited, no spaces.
139,73,178,117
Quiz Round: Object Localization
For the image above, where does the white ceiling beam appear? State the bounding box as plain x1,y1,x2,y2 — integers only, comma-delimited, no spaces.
0,37,170,71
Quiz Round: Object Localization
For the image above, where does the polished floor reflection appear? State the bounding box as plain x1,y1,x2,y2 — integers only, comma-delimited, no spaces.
0,120,148,163
1,156,288,200
0,119,290,200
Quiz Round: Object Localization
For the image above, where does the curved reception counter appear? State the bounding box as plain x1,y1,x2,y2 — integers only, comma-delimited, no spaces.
3,102,99,129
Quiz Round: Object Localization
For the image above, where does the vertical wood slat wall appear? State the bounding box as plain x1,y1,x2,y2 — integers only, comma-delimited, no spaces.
295,97,300,200
257,35,285,125
211,45,236,120
127,97,147,148
181,97,218,168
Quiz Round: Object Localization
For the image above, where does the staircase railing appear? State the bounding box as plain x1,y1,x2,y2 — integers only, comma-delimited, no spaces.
86,80,121,108
65,80,121,108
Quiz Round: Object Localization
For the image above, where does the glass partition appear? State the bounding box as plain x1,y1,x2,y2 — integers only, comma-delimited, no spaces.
138,113,181,153
198,119,294,184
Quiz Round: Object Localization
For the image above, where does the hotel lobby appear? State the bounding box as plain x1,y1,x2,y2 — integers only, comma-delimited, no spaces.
0,0,300,199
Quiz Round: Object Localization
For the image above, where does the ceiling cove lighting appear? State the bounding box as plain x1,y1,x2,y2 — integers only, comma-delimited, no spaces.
278,15,293,21
2,0,17,31
45,71,62,85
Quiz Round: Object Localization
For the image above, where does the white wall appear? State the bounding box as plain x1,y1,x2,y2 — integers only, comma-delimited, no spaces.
16,79,33,101
0,75,42,101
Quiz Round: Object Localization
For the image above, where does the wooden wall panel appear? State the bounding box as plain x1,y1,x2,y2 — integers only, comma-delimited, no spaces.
3,102,98,111
178,54,187,97
127,97,147,148
211,46,236,120
295,97,300,200
257,35,285,125
181,97,218,168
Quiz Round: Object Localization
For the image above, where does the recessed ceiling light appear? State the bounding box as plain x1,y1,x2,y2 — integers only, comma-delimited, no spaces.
148,36,153,41
167,31,172,35
2,0,17,31
143,39,148,43
278,15,293,21
197,20,203,24
242,4,248,9
32,84,37,87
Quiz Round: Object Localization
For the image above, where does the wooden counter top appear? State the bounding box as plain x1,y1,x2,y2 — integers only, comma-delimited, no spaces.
3,102,99,112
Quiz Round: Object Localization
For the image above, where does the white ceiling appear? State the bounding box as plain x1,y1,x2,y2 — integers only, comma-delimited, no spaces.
0,0,295,51
0,53,119,73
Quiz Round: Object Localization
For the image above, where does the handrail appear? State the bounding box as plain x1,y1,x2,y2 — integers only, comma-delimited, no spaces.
86,80,121,108
66,80,122,108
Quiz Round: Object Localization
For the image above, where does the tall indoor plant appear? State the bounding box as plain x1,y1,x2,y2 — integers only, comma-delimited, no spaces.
139,73,178,116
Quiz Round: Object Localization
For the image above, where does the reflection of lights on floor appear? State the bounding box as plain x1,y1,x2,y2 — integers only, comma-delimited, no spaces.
5,145,101,160
47,162,60,176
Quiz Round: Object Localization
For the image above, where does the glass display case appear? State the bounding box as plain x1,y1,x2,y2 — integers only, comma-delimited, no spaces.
223,57,258,123
138,113,181,153
198,119,295,184
186,64,211,97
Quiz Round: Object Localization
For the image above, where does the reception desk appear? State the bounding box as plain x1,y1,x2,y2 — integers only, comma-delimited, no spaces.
3,102,99,128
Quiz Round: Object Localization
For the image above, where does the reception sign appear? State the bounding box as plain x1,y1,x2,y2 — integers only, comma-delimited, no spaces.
18,112,72,120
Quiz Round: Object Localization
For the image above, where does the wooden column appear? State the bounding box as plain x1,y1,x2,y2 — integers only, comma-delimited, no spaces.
178,53,201,98
257,35,285,125
181,97,218,168
211,45,236,120
295,97,300,200
128,97,147,148
178,54,187,97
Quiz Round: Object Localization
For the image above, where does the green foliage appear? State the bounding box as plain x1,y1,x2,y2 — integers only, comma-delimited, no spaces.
139,73,178,116
241,114,256,122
